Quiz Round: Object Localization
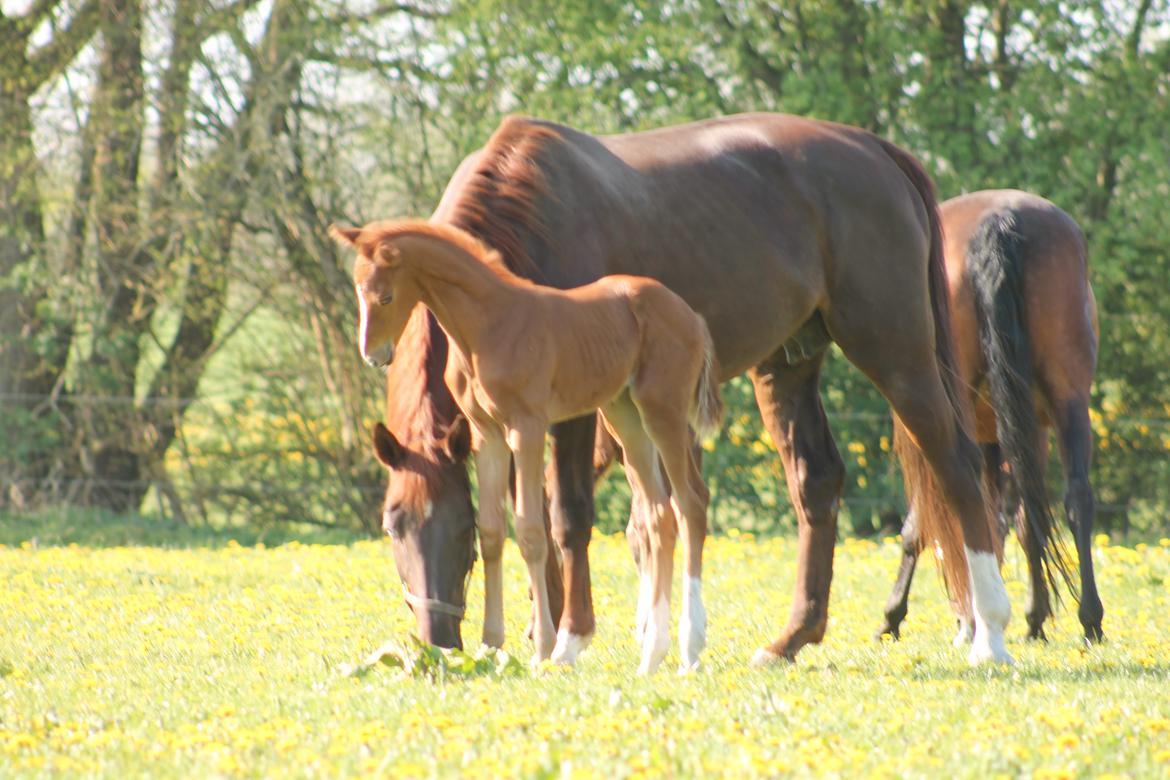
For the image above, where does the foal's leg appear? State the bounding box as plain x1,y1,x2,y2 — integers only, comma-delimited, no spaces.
475,430,511,649
602,395,676,674
639,406,710,673
1054,398,1104,642
508,421,558,664
747,353,846,664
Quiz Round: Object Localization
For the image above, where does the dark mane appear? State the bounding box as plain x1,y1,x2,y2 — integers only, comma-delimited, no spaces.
383,306,464,509
445,116,560,282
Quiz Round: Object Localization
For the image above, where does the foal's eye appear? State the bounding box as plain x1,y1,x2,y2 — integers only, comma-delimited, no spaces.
377,293,394,306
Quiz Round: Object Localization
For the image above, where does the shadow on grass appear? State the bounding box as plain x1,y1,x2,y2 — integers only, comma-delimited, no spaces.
0,507,364,549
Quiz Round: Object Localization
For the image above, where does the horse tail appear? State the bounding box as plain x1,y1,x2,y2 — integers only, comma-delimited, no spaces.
690,317,724,439
878,138,981,609
968,209,1076,603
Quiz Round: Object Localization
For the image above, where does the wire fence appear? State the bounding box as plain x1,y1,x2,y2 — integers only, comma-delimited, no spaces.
4,391,1167,536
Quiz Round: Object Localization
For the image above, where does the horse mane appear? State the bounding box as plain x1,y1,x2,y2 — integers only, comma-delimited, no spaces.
376,117,560,510
383,306,466,510
445,116,560,282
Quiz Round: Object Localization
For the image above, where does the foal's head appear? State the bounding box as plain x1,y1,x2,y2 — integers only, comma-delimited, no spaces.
332,223,425,368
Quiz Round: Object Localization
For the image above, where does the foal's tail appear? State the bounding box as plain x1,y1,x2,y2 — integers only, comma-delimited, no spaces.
969,209,1076,603
690,318,724,439
878,138,982,609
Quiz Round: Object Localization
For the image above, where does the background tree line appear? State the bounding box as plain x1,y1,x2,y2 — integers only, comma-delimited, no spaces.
2,0,1168,537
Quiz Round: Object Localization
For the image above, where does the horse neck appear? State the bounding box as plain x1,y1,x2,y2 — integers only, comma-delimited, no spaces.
402,234,518,358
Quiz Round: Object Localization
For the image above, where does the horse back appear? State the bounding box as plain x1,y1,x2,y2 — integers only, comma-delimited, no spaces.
942,190,1097,439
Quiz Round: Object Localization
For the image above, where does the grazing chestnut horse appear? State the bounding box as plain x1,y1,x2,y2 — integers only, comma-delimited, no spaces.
362,113,1014,667
333,220,722,673
877,190,1102,644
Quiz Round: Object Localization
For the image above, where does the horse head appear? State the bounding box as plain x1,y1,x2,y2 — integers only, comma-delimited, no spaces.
371,414,476,649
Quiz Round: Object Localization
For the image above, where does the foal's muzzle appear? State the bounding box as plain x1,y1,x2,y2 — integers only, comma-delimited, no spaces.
363,342,394,368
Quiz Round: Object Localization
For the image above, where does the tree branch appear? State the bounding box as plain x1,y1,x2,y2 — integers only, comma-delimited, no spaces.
27,0,100,89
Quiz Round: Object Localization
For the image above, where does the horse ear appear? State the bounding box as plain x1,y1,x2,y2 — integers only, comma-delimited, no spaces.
329,224,361,247
441,414,472,463
372,422,407,468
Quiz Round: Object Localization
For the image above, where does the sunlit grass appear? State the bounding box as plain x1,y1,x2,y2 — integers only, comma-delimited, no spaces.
1,529,1168,777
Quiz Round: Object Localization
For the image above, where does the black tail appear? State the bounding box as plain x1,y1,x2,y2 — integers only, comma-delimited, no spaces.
968,210,1076,603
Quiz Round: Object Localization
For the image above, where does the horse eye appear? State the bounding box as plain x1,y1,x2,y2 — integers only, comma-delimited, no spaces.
377,292,394,306
383,505,406,539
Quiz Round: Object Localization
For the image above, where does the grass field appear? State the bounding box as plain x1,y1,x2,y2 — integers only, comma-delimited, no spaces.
2,519,1169,778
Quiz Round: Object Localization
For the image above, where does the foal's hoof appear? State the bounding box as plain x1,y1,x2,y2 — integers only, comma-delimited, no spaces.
550,629,592,666
874,622,901,642
1083,625,1105,645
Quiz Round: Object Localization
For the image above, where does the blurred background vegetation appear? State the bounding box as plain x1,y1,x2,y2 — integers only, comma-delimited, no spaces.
2,0,1168,539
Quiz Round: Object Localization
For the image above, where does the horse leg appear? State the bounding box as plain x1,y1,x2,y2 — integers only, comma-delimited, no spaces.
474,430,511,649
507,421,557,664
1011,432,1052,641
951,443,1008,645
878,375,1011,664
602,395,676,674
746,353,846,664
546,414,598,664
876,507,919,641
1055,399,1104,642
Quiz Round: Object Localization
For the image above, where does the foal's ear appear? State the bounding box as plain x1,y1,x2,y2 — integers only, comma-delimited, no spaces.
440,414,472,463
372,422,408,468
329,224,361,247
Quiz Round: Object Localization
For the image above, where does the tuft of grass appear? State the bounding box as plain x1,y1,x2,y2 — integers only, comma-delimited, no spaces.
1,528,1168,777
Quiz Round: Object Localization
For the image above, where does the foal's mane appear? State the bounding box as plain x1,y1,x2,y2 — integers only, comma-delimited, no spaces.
359,219,532,287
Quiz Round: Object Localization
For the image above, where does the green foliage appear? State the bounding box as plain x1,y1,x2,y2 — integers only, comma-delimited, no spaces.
3,0,1169,535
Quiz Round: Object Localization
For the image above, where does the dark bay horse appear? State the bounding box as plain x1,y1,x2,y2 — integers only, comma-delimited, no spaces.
877,189,1103,644
365,113,1014,666
334,219,722,672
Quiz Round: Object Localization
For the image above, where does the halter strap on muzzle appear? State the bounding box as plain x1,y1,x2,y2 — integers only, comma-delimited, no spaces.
401,584,467,619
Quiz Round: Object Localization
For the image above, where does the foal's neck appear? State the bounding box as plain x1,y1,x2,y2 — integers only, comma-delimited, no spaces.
402,234,522,358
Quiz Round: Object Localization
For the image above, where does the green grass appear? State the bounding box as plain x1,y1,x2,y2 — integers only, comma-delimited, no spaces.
1,521,1168,778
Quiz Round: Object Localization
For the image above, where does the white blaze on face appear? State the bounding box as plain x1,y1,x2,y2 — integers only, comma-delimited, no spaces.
356,284,372,361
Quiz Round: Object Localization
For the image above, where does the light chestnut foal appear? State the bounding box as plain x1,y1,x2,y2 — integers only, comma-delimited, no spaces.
333,219,723,673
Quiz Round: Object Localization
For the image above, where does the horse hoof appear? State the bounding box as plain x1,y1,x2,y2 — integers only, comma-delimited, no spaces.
750,647,783,667
1084,626,1105,645
550,629,592,666
967,642,1014,666
1026,626,1049,643
875,623,901,642
677,660,701,675
952,618,974,648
